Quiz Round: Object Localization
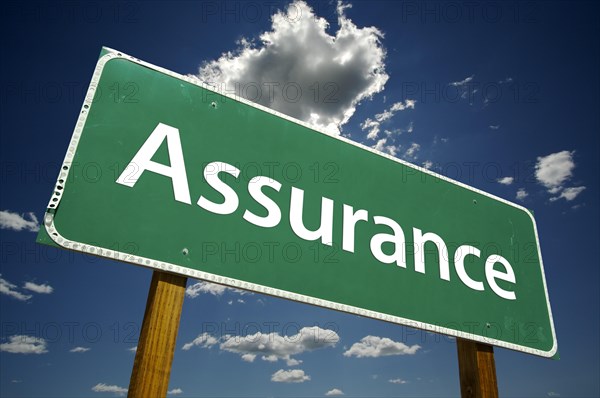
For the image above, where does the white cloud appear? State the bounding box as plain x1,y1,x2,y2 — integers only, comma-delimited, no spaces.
185,281,250,298
198,0,388,135
498,77,513,84
497,176,514,185
0,335,48,354
547,392,560,397
271,369,310,383
516,188,528,201
535,150,575,193
362,100,415,140
181,332,219,351
220,326,338,363
183,326,338,365
361,118,380,140
23,282,54,294
0,210,40,232
450,74,474,87
372,138,398,157
91,383,128,395
241,353,257,362
128,346,137,353
404,142,420,159
343,336,420,358
70,346,90,353
168,388,183,395
375,100,415,122
0,275,32,301
449,75,479,104
325,388,345,396
489,125,500,130
389,378,408,384
550,186,586,202
286,357,303,366
422,160,433,170
185,282,227,297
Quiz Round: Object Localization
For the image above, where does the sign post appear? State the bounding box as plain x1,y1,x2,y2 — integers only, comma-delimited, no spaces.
128,271,187,398
457,339,498,398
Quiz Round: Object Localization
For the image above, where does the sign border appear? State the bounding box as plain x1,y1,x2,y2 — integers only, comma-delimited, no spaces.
41,47,557,357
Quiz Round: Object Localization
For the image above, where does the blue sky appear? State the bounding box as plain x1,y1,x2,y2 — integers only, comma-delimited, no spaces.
0,1,598,397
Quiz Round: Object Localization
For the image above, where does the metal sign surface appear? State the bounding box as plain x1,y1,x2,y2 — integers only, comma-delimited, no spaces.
38,48,557,357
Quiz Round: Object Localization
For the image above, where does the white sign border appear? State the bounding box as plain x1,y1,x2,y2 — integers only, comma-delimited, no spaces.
42,47,557,358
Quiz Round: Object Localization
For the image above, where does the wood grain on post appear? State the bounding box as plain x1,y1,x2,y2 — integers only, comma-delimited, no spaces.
456,338,499,398
128,271,187,398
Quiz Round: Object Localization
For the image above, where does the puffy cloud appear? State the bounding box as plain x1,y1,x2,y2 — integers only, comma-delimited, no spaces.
91,383,127,395
550,186,586,202
286,357,303,366
449,75,479,103
362,118,381,140
489,125,500,130
182,326,338,365
181,333,219,351
241,353,256,362
271,369,310,383
372,138,398,157
535,151,575,193
168,388,183,395
0,275,32,301
450,75,474,87
497,177,514,185
325,388,345,396
70,347,90,353
219,326,338,364
422,160,433,170
516,188,528,201
185,282,227,297
198,1,388,134
23,282,53,294
375,100,415,123
185,281,250,298
0,335,48,354
389,378,408,384
362,100,415,140
404,142,420,160
0,210,39,232
343,336,420,358
535,150,586,203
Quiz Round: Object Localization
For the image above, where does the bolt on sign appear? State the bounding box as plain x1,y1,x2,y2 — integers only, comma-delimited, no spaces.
38,47,557,357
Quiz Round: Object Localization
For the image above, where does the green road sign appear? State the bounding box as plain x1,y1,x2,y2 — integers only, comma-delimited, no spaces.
38,47,557,357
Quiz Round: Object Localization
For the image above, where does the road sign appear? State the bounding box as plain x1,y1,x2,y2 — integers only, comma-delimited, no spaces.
38,47,557,357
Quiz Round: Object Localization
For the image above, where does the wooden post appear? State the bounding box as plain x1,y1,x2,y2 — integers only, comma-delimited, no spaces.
456,338,499,398
128,271,187,398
